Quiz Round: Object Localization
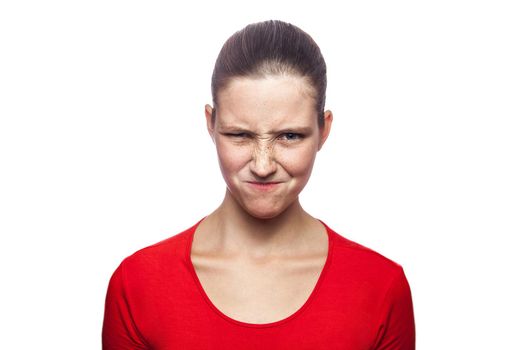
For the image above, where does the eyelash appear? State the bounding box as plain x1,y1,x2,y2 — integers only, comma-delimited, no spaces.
278,133,304,141
226,133,250,139
226,133,304,141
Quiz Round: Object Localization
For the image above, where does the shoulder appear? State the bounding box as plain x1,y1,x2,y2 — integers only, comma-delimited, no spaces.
116,219,201,277
317,222,415,348
323,221,406,286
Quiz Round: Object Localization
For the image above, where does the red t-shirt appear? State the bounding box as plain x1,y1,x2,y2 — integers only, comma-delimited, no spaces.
102,218,415,349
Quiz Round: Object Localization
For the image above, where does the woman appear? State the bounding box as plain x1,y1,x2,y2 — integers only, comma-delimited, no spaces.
102,20,415,349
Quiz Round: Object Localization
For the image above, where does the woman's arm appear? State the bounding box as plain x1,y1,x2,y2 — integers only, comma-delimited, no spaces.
102,261,149,350
372,267,416,350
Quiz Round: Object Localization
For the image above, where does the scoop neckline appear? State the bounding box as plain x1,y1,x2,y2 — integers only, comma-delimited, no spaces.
185,216,334,329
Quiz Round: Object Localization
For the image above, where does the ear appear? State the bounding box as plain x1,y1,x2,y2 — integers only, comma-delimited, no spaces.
318,110,333,151
205,104,216,144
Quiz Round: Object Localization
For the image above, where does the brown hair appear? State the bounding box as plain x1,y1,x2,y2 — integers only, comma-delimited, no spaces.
211,20,327,127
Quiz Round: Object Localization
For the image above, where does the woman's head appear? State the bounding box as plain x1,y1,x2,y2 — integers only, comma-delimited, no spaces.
210,20,328,128
205,20,332,219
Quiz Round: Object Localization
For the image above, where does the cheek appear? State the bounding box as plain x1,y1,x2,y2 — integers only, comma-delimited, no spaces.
278,143,318,176
216,141,250,175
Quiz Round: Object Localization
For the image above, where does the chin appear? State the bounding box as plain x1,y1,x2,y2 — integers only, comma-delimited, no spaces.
247,210,281,220
227,188,298,220
241,201,293,220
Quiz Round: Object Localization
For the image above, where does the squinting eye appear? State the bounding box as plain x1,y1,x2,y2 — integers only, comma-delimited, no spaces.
280,133,303,141
227,133,249,138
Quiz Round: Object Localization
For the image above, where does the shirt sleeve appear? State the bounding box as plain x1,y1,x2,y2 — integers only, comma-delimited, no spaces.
102,261,149,350
373,266,416,350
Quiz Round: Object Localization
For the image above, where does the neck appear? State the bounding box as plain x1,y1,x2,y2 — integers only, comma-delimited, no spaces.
202,189,317,260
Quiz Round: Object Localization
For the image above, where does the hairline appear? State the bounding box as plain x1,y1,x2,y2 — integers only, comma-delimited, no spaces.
212,72,322,126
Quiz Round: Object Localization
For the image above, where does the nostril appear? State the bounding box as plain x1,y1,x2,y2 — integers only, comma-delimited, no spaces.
250,150,277,177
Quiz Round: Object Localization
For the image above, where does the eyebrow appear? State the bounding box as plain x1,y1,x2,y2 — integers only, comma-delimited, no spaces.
218,125,313,134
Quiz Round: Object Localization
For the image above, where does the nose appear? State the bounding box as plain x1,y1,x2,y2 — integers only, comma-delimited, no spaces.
249,141,277,178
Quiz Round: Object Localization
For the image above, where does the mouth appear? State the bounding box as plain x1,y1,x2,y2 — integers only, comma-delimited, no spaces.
246,181,282,191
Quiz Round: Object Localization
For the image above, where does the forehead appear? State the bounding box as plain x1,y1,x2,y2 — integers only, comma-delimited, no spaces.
216,75,317,128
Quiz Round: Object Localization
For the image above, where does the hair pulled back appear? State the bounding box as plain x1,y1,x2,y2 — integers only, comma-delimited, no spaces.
211,20,327,127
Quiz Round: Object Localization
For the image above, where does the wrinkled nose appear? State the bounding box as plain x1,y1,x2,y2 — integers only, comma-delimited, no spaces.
249,142,277,178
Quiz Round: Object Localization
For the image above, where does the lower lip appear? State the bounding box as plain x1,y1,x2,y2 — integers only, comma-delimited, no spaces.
247,182,281,191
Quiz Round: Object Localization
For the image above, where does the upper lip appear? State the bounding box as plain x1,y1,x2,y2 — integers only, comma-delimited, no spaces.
247,181,281,184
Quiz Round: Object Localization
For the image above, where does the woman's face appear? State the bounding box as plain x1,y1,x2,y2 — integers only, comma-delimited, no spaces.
205,75,332,219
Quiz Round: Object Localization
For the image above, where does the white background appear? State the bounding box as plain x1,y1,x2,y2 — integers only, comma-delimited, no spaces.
1,1,524,349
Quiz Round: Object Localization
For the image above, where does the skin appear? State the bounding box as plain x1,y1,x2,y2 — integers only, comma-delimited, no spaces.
191,74,333,323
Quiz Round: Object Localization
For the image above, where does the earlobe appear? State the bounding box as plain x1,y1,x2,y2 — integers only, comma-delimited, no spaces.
318,110,333,151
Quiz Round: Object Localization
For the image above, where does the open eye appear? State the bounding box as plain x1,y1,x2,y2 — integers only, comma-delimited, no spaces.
279,133,303,141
